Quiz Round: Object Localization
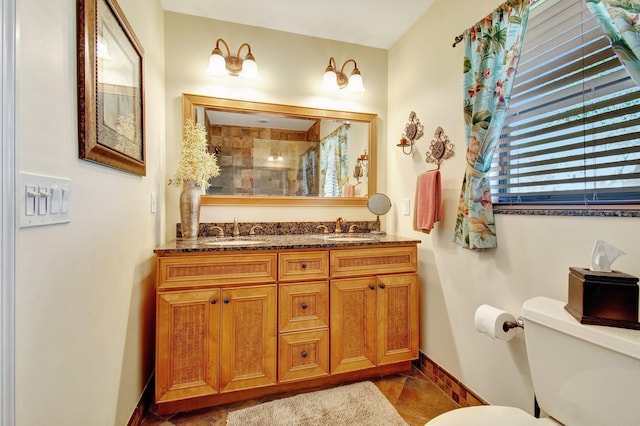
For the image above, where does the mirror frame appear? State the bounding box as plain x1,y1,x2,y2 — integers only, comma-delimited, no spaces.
182,94,377,206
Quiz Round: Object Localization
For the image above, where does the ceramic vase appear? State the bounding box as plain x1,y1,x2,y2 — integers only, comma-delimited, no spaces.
179,179,201,239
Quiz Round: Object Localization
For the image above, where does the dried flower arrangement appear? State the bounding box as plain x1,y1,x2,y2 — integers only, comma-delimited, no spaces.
169,119,220,188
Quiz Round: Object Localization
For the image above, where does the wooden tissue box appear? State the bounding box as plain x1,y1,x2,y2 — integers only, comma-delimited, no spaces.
565,267,640,330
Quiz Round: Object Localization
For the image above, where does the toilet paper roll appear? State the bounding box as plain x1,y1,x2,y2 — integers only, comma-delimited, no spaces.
474,304,518,341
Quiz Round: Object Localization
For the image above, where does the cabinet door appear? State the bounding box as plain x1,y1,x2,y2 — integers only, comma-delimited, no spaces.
220,285,277,392
377,274,419,364
156,289,220,403
330,277,377,373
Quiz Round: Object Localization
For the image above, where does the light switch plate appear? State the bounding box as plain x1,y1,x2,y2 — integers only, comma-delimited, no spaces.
150,192,157,213
403,199,411,216
19,172,71,228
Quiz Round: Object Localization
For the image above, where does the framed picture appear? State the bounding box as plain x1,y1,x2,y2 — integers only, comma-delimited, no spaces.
77,0,145,176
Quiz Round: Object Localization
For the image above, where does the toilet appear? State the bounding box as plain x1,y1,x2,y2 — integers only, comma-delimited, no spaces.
427,296,640,425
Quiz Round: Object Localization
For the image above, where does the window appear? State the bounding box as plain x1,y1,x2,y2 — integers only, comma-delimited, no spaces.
491,0,640,210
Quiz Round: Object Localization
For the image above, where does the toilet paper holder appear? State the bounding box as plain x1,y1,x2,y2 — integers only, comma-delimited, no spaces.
503,317,524,332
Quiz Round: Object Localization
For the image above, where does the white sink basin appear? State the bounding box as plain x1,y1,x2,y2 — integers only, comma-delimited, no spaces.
203,239,265,246
315,234,376,242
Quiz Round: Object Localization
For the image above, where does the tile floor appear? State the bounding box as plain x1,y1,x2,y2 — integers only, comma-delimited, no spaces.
140,367,460,426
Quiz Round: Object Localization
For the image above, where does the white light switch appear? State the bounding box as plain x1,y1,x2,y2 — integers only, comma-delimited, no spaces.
38,187,50,215
50,187,62,214
403,199,411,216
61,188,70,214
25,185,37,216
19,172,71,228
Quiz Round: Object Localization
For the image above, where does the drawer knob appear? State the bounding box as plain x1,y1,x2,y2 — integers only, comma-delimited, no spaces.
223,297,230,304
210,298,218,304
301,263,308,269
369,284,376,290
379,283,386,289
301,351,308,358
301,303,308,309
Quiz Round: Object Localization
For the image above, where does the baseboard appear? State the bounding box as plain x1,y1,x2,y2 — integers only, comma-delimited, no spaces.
414,351,488,407
127,373,155,426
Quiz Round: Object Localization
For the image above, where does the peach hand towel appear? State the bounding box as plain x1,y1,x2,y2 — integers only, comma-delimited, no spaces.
344,184,354,197
414,170,443,234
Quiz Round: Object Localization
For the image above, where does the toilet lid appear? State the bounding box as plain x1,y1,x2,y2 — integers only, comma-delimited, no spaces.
427,406,559,425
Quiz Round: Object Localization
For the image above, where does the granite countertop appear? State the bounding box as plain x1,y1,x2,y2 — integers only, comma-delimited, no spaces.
154,233,421,255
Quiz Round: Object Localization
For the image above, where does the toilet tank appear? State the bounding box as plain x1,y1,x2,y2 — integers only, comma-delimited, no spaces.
521,297,640,426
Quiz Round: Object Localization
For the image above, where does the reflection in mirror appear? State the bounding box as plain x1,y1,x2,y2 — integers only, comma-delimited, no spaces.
182,94,377,206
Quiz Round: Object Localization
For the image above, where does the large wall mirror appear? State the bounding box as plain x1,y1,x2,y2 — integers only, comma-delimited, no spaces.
183,94,377,206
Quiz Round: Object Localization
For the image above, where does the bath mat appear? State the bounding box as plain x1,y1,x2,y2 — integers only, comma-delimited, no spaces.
226,380,408,426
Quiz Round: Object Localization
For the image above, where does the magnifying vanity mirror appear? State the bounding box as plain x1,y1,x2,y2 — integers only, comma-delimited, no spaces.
182,94,377,206
367,193,391,234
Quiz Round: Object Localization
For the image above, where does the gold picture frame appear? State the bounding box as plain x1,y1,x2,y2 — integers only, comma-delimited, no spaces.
77,0,145,176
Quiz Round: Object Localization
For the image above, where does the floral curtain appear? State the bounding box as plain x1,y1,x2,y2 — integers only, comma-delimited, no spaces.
453,0,531,250
320,124,350,197
586,0,640,86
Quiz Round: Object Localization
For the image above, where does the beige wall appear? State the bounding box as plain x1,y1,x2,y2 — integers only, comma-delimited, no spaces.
13,0,640,423
388,0,640,412
163,12,388,239
15,0,164,424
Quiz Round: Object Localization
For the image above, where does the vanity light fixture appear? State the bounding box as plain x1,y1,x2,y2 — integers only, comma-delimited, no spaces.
322,57,365,92
207,38,259,80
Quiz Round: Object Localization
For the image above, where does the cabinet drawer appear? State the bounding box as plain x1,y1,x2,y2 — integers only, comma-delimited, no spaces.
278,329,329,382
279,281,329,332
278,251,329,282
158,253,277,290
330,246,417,278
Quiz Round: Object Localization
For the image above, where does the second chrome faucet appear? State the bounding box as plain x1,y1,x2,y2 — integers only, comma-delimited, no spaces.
233,218,240,237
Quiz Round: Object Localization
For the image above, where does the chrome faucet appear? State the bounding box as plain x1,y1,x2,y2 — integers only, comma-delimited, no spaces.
233,218,240,237
334,217,344,234
210,226,224,237
249,225,264,236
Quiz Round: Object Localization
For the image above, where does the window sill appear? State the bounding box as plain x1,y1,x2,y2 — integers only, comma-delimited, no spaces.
494,205,640,217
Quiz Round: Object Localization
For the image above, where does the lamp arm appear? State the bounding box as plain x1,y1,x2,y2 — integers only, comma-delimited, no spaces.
339,59,358,75
325,57,337,72
236,42,253,58
214,38,231,56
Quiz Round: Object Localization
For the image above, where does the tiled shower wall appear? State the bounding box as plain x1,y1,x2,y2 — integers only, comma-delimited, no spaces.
206,122,320,196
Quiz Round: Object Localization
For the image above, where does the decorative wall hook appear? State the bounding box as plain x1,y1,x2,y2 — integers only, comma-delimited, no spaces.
353,149,368,183
397,111,424,155
425,127,454,169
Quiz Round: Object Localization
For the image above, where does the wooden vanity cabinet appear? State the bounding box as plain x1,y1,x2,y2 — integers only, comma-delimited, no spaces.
277,250,330,383
330,247,419,374
155,244,418,414
155,253,277,410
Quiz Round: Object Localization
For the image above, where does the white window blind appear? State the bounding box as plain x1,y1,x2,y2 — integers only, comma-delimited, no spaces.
491,0,640,207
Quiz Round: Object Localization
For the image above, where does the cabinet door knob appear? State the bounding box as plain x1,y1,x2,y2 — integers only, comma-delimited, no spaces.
223,297,230,304
210,298,218,304
301,303,308,309
301,262,307,269
369,284,376,290
379,283,386,289
301,351,308,358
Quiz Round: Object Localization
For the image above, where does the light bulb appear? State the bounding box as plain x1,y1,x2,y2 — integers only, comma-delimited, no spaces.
240,58,259,80
346,73,365,92
322,70,339,91
207,53,227,76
